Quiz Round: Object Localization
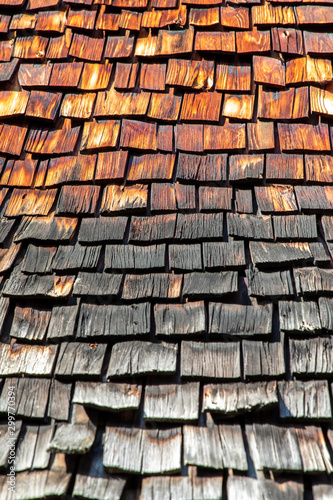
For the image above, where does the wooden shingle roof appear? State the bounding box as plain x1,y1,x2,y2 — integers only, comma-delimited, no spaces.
1,0,333,499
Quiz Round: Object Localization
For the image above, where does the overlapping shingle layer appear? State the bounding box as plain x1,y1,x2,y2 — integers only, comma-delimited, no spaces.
1,0,333,499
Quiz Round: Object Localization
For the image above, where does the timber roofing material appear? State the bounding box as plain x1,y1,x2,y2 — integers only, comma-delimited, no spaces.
2,2,333,500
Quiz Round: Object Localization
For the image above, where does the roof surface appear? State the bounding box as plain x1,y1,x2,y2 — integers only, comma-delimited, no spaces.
0,0,333,499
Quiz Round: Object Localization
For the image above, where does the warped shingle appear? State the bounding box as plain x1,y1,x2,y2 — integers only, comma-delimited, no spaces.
56,185,100,215
209,303,273,337
81,121,120,151
14,216,78,243
169,244,202,271
278,380,331,420
77,302,150,338
0,342,58,376
246,423,332,473
106,244,165,271
51,244,101,272
273,215,317,240
278,123,330,152
183,271,238,298
250,241,312,267
0,377,51,419
305,155,333,183
319,297,333,330
183,424,247,471
16,423,53,471
128,153,175,181
40,151,98,186
227,213,273,240
203,241,245,269
294,267,333,294
166,58,214,89
129,214,176,242
253,55,285,87
10,306,51,341
5,189,57,217
47,380,71,421
227,476,303,500
103,426,181,474
78,217,127,243
55,342,107,377
47,302,79,340
175,213,224,240
79,62,113,91
155,301,206,336
203,381,278,415
122,273,182,300
107,341,178,377
144,382,200,421
73,382,142,411
3,270,74,299
245,268,294,298
73,272,122,297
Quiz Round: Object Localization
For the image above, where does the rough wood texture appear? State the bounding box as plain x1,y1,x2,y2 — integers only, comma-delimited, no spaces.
227,476,303,500
129,214,176,242
177,153,226,182
183,271,238,298
227,213,273,240
305,155,333,183
258,86,308,120
78,216,127,243
183,424,247,471
144,382,200,421
246,268,294,298
247,423,332,473
103,426,182,474
73,272,122,297
216,62,251,91
55,342,107,377
73,382,142,411
122,273,182,300
0,342,58,376
14,215,78,243
209,302,272,337
203,381,278,416
10,305,51,341
141,475,223,500
250,241,312,268
278,123,330,152
247,121,274,151
296,185,333,211
279,300,321,333
255,185,298,213
290,337,333,375
278,380,331,420
243,341,285,378
202,241,245,269
155,301,206,336
107,341,178,377
25,91,61,121
294,267,333,294
181,341,241,379
287,56,332,84
273,215,317,240
166,58,214,89
77,302,150,339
